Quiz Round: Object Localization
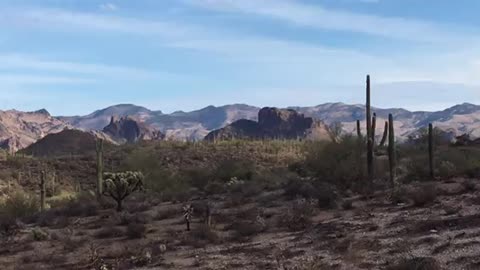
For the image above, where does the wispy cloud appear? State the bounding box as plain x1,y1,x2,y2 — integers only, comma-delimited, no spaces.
0,7,203,39
99,3,118,11
0,54,163,79
183,0,476,43
0,74,94,85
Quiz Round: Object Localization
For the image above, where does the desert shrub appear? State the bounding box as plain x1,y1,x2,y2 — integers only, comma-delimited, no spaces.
410,184,437,207
278,198,315,231
386,256,441,270
117,212,150,226
0,190,38,220
0,215,18,237
304,136,365,190
230,220,266,241
95,226,124,239
391,186,410,204
182,224,221,248
204,181,225,195
288,161,309,177
154,207,179,221
316,182,337,209
227,178,263,197
215,158,255,182
32,228,48,241
283,177,318,200
182,167,213,191
341,199,354,210
126,223,146,239
462,180,476,192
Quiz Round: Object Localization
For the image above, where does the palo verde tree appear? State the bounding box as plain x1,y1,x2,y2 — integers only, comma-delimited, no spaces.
103,171,144,211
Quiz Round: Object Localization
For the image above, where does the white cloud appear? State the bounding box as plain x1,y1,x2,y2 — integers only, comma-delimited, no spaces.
99,3,118,11
183,0,476,43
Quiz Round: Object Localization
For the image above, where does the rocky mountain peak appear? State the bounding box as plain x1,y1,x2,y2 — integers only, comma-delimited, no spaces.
205,107,329,141
103,115,164,144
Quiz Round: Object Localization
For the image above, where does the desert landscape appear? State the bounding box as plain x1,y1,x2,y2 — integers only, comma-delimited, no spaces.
2,79,480,269
2,1,480,269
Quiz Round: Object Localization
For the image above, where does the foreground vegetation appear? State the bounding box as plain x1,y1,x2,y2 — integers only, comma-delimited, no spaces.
0,134,480,269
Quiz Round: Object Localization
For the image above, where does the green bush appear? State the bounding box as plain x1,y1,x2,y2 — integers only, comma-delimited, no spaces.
304,136,365,189
215,159,255,182
0,191,38,220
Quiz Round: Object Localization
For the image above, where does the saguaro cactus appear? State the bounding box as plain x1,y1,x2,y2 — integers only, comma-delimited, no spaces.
388,114,396,188
103,171,144,211
40,170,46,211
380,121,388,147
356,120,361,138
366,75,374,185
96,138,104,197
428,123,434,179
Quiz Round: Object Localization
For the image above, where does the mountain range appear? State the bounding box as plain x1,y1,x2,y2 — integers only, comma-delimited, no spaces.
3,102,480,152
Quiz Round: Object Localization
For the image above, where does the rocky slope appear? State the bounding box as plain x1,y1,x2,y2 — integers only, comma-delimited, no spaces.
0,109,71,153
204,107,330,141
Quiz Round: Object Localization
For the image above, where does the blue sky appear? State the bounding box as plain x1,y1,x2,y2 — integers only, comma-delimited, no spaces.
1,0,480,115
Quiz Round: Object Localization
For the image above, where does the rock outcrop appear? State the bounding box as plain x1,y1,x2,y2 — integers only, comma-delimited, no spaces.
204,107,330,141
103,116,165,144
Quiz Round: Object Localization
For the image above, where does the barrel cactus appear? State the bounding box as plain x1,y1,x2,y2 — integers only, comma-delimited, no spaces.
103,171,144,211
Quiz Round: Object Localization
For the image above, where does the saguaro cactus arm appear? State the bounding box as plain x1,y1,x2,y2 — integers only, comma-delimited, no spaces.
379,121,388,147
356,120,361,138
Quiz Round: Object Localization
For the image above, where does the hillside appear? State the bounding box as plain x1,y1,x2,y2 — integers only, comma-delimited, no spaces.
0,109,71,153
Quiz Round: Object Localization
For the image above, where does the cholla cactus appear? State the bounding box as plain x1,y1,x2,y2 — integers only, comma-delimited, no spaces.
102,171,144,211
183,204,194,231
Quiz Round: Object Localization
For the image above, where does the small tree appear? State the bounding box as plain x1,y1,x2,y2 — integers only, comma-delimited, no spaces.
103,171,144,211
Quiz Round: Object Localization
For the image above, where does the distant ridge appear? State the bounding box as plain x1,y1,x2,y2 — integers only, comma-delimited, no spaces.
1,102,480,152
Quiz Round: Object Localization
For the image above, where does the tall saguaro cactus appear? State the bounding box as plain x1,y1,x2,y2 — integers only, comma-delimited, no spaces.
428,123,434,179
366,75,374,185
96,138,104,197
388,114,396,188
40,170,46,211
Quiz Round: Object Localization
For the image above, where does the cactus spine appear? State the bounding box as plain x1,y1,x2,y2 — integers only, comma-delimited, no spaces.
388,114,395,188
366,75,374,185
96,138,104,197
379,121,388,147
40,170,46,211
428,123,434,179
